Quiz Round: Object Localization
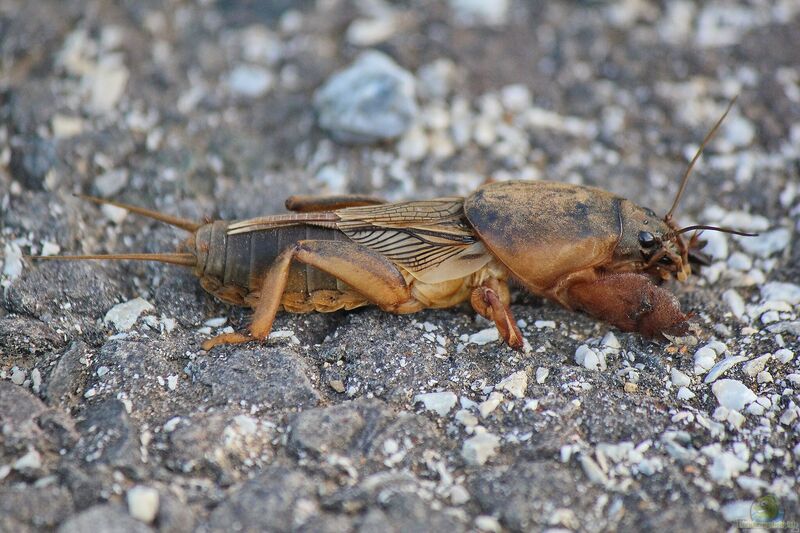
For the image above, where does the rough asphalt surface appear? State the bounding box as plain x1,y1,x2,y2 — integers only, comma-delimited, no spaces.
1,1,799,531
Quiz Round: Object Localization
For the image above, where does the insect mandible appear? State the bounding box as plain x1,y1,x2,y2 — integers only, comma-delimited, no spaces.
33,98,755,350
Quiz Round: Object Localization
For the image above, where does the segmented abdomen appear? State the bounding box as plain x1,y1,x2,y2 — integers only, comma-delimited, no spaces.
196,221,351,298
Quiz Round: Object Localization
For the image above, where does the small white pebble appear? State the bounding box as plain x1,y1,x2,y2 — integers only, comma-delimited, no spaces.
462,432,500,466
450,485,470,505
534,320,556,329
500,84,532,113
31,369,42,393
468,327,499,345
601,331,621,349
760,310,780,324
524,399,539,411
413,391,457,416
720,500,753,522
575,344,605,371
397,125,428,162
704,356,748,384
167,375,178,391
671,368,691,387
104,298,155,332
474,515,502,533
727,252,753,271
203,317,227,328
760,281,800,305
579,454,609,486
746,402,765,416
11,368,26,385
40,241,61,256
127,485,159,523
677,387,696,401
496,371,527,398
780,408,798,426
756,371,773,384
163,417,182,432
535,366,549,384
455,409,478,427
693,346,717,375
712,379,756,410
722,289,746,320
741,354,770,378
774,348,794,364
13,449,42,471
2,243,23,280
382,438,399,455
478,392,504,418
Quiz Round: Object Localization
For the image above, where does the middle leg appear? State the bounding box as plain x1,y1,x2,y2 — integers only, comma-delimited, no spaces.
470,278,524,350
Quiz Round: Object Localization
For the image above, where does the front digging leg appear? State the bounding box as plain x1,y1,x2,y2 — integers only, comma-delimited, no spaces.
565,272,689,338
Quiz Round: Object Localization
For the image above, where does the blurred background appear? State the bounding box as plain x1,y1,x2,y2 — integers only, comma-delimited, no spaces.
2,0,797,220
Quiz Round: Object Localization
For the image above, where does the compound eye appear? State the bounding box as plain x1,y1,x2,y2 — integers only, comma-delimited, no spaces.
638,231,656,248
658,255,673,265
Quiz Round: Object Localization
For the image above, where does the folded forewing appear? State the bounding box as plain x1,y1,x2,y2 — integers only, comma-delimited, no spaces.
335,198,492,283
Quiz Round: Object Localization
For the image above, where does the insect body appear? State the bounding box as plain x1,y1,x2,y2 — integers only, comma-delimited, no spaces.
34,99,753,350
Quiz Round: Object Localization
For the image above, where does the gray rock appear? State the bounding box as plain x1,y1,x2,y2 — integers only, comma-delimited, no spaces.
358,491,466,533
192,348,320,408
736,228,791,258
153,273,208,327
288,401,368,457
93,168,129,198
71,399,141,473
90,337,201,412
9,135,57,190
0,485,74,531
314,51,417,144
207,467,320,532
57,504,152,533
5,262,122,321
0,380,47,444
155,493,197,533
45,342,90,407
0,315,66,356
471,460,593,531
165,412,276,483
579,389,667,442
615,498,723,531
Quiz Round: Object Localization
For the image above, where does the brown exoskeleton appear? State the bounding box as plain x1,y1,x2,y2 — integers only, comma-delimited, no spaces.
34,99,754,350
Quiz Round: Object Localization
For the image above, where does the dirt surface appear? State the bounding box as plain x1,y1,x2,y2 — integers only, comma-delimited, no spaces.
1,1,799,531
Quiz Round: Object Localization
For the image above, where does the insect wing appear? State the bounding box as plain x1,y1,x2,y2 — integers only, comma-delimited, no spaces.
335,198,492,283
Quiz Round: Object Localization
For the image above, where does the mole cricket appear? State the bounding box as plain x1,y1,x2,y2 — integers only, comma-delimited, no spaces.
33,98,755,350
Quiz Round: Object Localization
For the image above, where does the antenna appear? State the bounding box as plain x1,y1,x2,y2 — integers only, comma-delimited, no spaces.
665,95,738,221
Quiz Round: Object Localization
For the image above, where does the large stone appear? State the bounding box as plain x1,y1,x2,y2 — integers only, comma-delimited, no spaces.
191,348,320,408
314,51,417,144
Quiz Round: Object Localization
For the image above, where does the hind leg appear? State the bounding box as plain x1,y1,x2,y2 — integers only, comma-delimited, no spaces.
202,240,420,350
284,194,386,212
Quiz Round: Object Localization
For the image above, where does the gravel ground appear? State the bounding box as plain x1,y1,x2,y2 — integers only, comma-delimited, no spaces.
1,1,799,531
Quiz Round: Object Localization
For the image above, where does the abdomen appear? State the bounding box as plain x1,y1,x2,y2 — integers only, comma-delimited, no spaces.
195,221,363,309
